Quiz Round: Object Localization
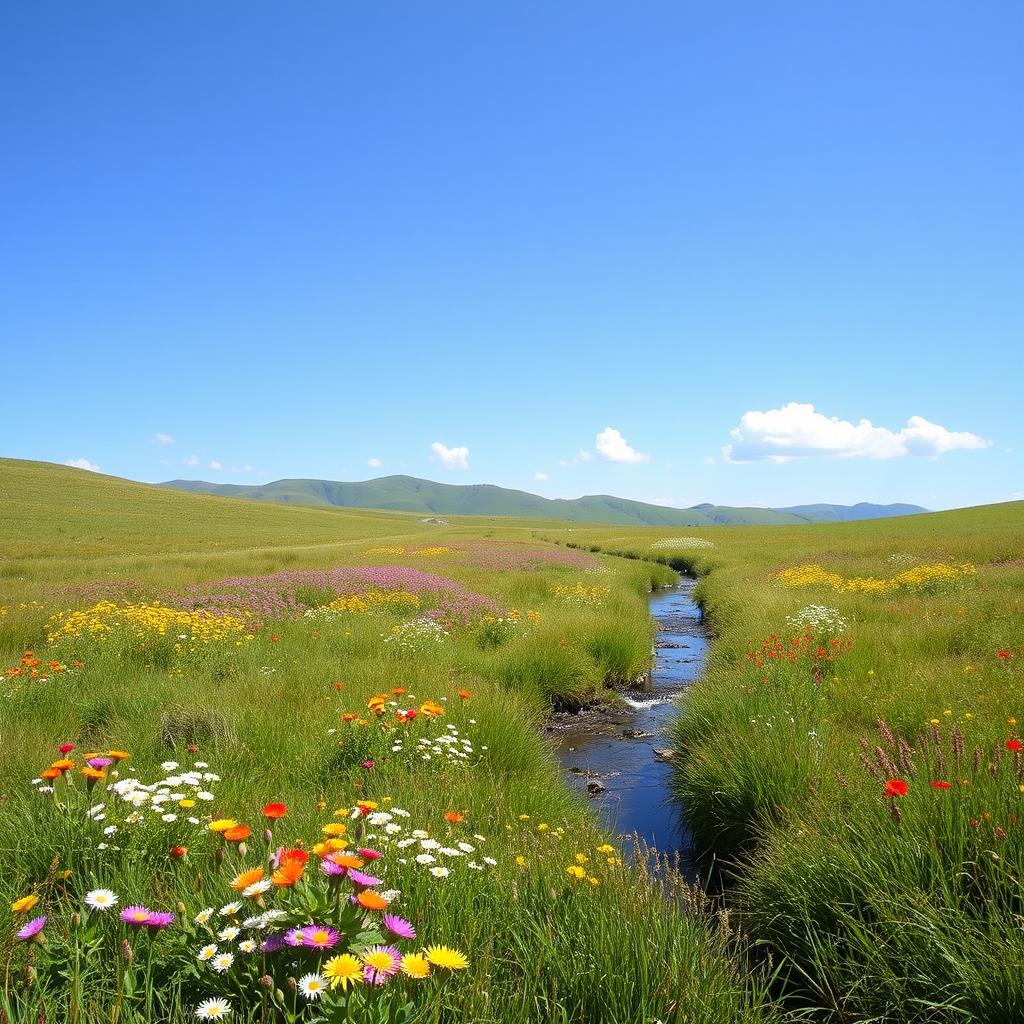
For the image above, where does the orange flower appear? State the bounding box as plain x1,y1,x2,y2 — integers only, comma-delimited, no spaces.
356,890,389,910
342,712,358,722
444,811,465,823
458,689,471,700
328,853,365,870
262,803,287,820
355,800,378,816
391,687,406,695
49,759,75,772
271,858,306,888
81,766,105,780
40,768,62,780
419,701,445,718
224,825,252,843
231,867,265,891
107,750,130,761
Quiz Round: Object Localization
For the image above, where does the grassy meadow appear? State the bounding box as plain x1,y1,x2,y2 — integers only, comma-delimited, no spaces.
3,456,1023,1023
548,504,1024,1021
0,460,775,1024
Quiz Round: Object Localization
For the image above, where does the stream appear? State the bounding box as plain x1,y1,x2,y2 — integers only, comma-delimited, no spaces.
551,578,706,858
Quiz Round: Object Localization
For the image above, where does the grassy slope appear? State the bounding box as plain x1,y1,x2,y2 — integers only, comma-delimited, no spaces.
545,503,1024,1020
0,458,777,1024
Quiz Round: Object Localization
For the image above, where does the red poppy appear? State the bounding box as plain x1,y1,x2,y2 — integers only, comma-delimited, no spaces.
59,743,75,754
1006,739,1022,752
998,650,1013,660
931,780,952,789
170,845,187,859
262,803,287,820
884,779,909,798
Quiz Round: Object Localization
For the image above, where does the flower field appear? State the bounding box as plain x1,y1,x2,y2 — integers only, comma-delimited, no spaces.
4,459,1023,1022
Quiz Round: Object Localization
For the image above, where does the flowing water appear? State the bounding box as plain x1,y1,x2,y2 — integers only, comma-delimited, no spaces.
553,578,706,857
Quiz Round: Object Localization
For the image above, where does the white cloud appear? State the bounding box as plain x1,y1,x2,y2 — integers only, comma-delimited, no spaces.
208,460,223,471
724,403,991,463
184,454,199,467
153,433,175,445
534,471,549,481
595,427,649,464
367,457,383,469
65,458,101,472
430,442,469,471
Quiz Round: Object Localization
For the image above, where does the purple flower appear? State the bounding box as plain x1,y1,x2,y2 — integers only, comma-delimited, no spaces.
382,913,416,940
16,916,47,941
145,911,175,929
120,905,152,926
302,925,340,950
348,870,382,888
87,757,114,769
320,858,346,878
261,932,286,953
284,927,307,947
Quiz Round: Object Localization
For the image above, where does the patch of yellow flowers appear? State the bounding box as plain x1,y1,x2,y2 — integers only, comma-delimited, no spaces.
552,582,609,606
364,546,407,556
775,562,976,594
324,590,422,614
46,601,251,645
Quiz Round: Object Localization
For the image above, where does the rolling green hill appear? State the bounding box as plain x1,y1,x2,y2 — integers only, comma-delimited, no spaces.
160,473,927,526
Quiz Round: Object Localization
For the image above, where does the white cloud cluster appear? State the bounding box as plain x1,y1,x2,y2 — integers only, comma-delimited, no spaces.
534,471,549,481
595,427,649,464
367,457,383,469
724,402,991,462
184,455,199,467
558,449,591,467
208,460,223,471
65,458,101,472
153,433,175,445
430,441,469,471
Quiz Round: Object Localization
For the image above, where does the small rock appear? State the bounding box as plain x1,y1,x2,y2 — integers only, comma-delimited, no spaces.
653,748,675,762
586,780,607,795
621,728,653,739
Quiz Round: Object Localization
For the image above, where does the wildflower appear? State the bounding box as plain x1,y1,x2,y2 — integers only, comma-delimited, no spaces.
271,860,305,888
383,914,416,939
348,869,382,887
428,866,450,879
197,944,218,962
230,867,265,892
362,945,401,984
566,865,587,879
303,926,340,950
16,916,46,942
298,972,327,1000
146,911,175,929
243,880,271,898
194,908,214,924
401,952,430,978
11,895,39,913
322,822,348,837
932,781,952,789
1007,739,1022,752
325,953,363,990
424,945,469,970
357,890,390,909
224,825,251,843
444,810,465,823
210,952,234,973
84,889,118,911
262,803,287,819
120,906,151,926
219,901,242,917
219,926,240,941
59,743,75,754
195,997,232,1019
239,939,257,953
458,689,471,700
209,819,238,834
883,779,908,798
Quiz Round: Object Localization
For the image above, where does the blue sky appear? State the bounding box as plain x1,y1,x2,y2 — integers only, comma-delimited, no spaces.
2,2,1021,511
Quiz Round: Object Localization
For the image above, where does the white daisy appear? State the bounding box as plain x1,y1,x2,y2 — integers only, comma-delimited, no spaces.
415,853,436,865
194,908,214,924
84,888,118,911
298,972,326,1000
210,952,234,973
242,880,271,898
194,996,231,1019
429,865,450,878
160,761,179,771
238,939,257,953
197,944,218,962
219,901,242,916
218,926,240,941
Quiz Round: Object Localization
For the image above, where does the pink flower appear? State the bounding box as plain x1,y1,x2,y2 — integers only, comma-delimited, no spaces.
382,914,416,939
16,916,46,942
348,870,383,887
120,906,151,926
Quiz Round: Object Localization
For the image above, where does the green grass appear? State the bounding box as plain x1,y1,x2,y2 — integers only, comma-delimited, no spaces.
0,459,779,1024
549,501,1024,1021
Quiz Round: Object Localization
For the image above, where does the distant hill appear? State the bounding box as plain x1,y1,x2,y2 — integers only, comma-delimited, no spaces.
159,474,927,526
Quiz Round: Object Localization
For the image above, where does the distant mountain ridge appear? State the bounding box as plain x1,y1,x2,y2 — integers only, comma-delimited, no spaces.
159,475,927,526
